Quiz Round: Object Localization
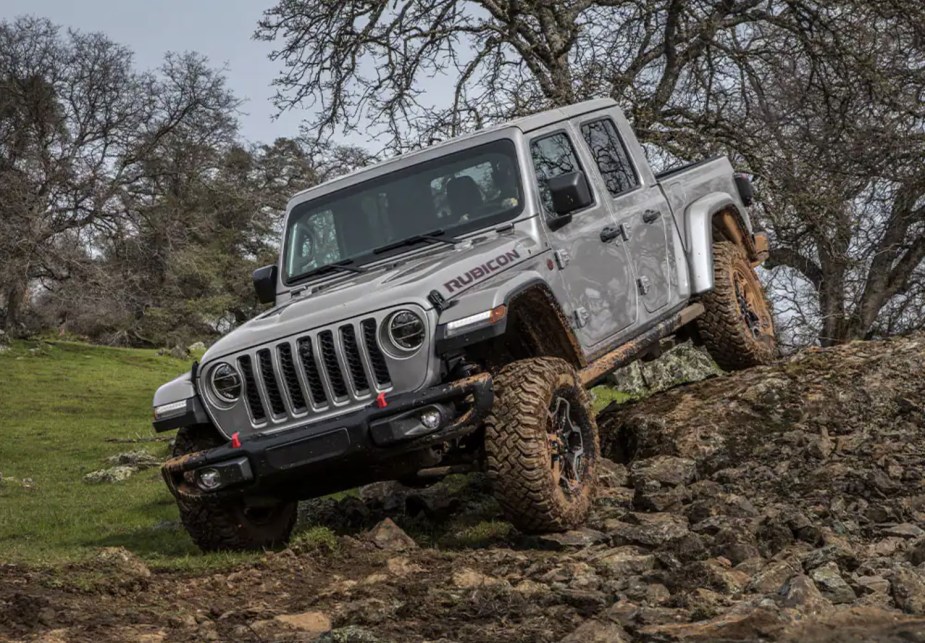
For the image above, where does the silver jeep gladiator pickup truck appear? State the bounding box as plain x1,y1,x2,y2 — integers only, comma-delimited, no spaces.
153,98,775,551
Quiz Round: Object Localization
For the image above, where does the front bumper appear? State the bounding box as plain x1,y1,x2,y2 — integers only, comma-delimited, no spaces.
161,373,493,501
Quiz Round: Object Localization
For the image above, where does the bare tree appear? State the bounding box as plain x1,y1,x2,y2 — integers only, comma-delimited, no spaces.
256,1,786,150
257,0,925,346
711,5,925,345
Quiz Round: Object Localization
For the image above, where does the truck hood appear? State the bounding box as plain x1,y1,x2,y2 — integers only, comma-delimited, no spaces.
201,230,539,363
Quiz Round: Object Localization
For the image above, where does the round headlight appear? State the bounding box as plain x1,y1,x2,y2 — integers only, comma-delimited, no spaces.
210,362,242,403
387,310,426,352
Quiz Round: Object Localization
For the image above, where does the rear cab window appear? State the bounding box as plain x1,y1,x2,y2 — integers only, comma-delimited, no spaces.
579,118,639,198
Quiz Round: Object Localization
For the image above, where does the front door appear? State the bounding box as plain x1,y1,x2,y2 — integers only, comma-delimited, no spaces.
529,127,638,349
577,117,673,315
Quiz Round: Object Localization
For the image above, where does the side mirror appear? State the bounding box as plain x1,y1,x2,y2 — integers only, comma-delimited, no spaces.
252,265,278,304
548,171,593,216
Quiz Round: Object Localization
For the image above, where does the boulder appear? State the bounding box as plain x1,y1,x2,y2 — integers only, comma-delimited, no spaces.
779,574,832,614
689,557,750,594
274,611,331,635
366,518,417,551
93,547,151,584
882,523,925,539
106,450,160,470
595,546,656,577
597,458,629,488
250,611,332,640
637,603,785,641
747,560,800,595
560,619,629,642
890,566,925,615
452,567,508,589
810,562,856,604
606,341,719,396
630,456,697,488
607,512,689,547
536,528,609,550
83,465,137,484
854,574,891,602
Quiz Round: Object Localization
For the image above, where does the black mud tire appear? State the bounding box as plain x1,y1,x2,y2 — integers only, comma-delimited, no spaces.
697,241,777,371
172,427,297,552
484,357,599,533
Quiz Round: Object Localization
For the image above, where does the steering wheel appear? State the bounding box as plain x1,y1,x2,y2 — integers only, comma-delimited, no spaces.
295,226,321,274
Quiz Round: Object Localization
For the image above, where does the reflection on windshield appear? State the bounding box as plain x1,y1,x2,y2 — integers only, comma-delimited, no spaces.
283,139,523,283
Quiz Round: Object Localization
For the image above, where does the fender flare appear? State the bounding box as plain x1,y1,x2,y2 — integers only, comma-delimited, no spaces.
685,192,757,295
152,369,210,432
437,270,553,324
436,272,583,365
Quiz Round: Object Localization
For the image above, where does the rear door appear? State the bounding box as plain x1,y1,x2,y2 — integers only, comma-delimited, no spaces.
528,126,638,349
577,116,674,315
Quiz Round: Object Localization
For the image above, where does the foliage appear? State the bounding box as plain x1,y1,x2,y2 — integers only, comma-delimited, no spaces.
0,16,370,347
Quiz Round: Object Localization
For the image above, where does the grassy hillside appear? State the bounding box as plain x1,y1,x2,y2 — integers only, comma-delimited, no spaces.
0,339,629,570
0,340,249,570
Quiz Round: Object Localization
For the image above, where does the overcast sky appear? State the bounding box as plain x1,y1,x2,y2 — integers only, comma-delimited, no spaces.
1,0,310,144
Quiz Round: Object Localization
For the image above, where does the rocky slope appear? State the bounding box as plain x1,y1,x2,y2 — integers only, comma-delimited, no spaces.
4,335,925,642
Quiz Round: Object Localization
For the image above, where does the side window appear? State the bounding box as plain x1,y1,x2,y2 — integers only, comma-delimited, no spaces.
580,119,639,197
530,132,588,214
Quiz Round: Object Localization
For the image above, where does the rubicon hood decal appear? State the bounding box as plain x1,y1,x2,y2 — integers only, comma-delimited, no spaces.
444,248,522,294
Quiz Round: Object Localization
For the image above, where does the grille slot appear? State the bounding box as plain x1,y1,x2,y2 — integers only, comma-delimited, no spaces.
362,319,391,387
238,355,266,423
277,343,307,413
318,330,349,399
340,325,370,394
297,338,328,408
258,349,287,417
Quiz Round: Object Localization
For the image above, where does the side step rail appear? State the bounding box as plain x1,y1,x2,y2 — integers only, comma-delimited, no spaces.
579,303,705,387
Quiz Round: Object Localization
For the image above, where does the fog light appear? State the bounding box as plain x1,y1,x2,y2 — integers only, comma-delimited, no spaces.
420,408,442,430
197,468,222,491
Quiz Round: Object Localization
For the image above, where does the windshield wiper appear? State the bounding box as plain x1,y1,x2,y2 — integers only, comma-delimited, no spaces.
372,229,461,255
292,259,363,282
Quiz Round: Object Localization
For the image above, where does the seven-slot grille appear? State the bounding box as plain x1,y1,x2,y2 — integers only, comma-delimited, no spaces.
236,319,391,426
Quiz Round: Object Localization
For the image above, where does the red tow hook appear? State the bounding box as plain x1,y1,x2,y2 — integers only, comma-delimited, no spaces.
231,432,242,448
375,392,388,409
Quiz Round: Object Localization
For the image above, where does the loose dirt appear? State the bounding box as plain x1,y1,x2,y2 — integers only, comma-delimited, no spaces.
4,336,925,642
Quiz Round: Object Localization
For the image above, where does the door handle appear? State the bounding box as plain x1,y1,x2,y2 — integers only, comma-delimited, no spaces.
643,209,661,224
600,226,620,243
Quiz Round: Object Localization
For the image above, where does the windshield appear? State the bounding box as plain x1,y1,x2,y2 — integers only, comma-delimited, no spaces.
283,139,523,283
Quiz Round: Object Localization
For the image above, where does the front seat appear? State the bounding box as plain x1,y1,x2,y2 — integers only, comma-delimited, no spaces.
446,176,483,223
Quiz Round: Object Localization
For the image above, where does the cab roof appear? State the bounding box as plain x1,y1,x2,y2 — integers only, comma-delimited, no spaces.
287,98,618,209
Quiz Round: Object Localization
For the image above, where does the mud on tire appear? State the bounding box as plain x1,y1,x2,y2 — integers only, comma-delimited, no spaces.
696,241,777,371
484,357,599,533
172,427,297,552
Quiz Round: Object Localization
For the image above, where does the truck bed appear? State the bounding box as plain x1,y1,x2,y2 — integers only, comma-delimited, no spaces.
656,156,751,251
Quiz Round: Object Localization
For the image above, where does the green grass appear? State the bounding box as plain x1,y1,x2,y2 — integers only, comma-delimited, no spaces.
290,525,340,555
0,340,251,571
0,340,638,570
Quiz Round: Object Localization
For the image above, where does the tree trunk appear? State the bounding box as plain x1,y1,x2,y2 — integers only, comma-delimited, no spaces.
3,282,25,336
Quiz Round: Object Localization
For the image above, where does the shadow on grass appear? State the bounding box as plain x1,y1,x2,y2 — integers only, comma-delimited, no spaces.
87,523,199,558
86,524,257,572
